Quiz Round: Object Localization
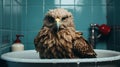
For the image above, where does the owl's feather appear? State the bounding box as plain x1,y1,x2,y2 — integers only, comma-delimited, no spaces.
34,8,96,58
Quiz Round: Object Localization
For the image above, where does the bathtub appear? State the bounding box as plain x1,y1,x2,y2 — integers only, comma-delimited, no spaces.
1,49,120,67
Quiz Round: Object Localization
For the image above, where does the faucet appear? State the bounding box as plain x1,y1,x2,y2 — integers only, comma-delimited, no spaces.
89,24,97,48
89,23,111,48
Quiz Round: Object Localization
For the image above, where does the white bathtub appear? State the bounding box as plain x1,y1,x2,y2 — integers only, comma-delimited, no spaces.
1,49,120,67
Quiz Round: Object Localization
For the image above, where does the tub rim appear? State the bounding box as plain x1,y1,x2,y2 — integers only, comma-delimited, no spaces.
1,49,120,63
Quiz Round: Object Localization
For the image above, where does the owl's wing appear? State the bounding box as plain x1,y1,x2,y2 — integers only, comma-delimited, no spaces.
73,33,97,58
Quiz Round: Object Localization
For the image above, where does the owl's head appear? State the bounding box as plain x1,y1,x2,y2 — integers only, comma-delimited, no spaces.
43,8,75,33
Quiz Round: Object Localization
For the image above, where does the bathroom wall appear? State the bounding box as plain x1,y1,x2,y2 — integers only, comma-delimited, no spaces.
0,0,22,66
0,0,22,55
21,0,107,50
0,0,107,54
107,0,120,51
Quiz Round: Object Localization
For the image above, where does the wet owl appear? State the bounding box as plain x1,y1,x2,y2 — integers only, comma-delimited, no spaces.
34,8,96,59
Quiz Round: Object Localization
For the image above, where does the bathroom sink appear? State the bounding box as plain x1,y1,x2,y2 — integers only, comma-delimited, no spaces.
1,49,120,67
1,49,120,63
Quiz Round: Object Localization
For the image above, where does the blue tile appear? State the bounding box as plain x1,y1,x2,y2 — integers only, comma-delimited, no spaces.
1,45,11,54
107,6,115,25
20,0,27,6
2,31,11,44
11,6,18,30
0,6,2,28
12,0,22,6
61,0,74,5
74,6,92,31
11,6,22,31
26,6,43,31
114,0,120,7
0,0,2,6
3,0,11,6
44,5,60,15
27,6,44,21
27,0,43,6
21,31,38,47
45,0,60,5
92,6,107,25
27,24,42,31
0,30,2,45
60,6,75,13
96,43,107,49
54,0,61,5
107,0,114,6
2,6,11,29
0,6,2,14
114,7,120,25
21,6,28,31
92,0,106,6
0,50,1,55
27,31,38,43
75,0,92,6
24,43,35,50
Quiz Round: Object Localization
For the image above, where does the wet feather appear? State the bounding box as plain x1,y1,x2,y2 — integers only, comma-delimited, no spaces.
34,8,96,59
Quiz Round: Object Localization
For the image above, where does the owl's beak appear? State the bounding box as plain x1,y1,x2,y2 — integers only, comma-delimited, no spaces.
55,18,61,32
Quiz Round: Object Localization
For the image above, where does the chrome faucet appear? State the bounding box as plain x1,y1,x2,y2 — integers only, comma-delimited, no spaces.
89,23,111,48
89,24,97,48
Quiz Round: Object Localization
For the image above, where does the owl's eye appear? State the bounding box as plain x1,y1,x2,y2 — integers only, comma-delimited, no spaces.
47,16,55,23
62,16,68,21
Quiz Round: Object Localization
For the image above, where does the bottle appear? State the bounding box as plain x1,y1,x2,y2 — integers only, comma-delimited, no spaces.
11,35,24,52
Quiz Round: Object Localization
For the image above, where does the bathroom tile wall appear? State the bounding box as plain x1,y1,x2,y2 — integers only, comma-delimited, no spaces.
0,0,107,53
21,0,107,50
0,0,22,55
107,0,120,51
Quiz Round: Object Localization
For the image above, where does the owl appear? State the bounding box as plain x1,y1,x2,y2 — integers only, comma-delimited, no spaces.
34,8,96,59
